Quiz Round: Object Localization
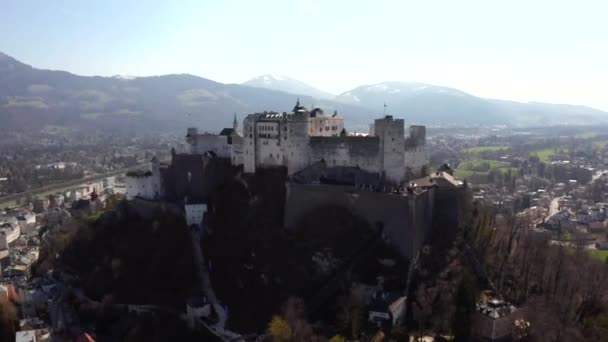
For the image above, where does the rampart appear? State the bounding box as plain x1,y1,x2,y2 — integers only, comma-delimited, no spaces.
284,183,434,260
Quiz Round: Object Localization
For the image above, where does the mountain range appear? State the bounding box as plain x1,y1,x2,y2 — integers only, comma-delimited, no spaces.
243,74,334,100
1,51,606,134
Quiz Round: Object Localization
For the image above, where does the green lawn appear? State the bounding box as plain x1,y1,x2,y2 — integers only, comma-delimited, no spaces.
576,132,600,139
453,169,486,180
593,140,608,149
530,148,568,163
458,159,510,170
463,146,509,154
454,159,518,182
588,249,608,262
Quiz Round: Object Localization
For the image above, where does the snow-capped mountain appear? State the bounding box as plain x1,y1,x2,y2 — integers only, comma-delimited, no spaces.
112,75,138,80
2,48,607,131
336,82,469,105
242,74,334,100
335,81,608,126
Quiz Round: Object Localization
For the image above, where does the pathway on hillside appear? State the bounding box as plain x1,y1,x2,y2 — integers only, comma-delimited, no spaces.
548,196,563,217
190,227,229,329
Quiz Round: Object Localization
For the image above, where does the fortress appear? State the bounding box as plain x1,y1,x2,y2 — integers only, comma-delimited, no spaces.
124,102,465,262
185,100,428,184
126,100,430,206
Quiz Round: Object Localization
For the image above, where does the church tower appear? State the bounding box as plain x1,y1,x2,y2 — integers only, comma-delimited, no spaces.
233,113,238,131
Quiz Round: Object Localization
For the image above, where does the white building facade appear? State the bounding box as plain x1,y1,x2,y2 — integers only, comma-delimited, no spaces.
241,102,427,184
184,101,427,184
125,157,163,200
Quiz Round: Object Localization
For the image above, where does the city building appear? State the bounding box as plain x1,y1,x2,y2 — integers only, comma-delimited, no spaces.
0,222,20,247
16,212,36,235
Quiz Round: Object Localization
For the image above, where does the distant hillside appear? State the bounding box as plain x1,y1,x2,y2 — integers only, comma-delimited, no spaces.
243,74,334,100
0,52,368,134
1,52,607,133
336,81,608,126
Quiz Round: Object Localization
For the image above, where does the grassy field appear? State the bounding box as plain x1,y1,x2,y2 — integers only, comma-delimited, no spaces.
530,148,568,163
576,132,600,139
593,140,608,149
463,146,509,153
458,159,511,170
453,169,487,180
588,249,608,262
454,159,518,182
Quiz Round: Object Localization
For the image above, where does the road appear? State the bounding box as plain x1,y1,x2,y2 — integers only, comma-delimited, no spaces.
549,196,563,217
0,164,144,208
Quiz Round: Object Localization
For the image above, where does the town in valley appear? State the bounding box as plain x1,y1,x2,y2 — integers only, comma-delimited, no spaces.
2,1,608,340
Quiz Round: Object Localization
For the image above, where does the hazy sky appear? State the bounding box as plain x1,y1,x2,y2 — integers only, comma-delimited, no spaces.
2,0,607,110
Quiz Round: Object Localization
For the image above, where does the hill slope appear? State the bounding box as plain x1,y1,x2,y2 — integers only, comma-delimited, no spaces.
1,52,607,133
0,52,368,133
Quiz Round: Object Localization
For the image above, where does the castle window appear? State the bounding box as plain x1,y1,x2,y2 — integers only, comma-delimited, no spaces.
319,127,322,132
325,126,329,131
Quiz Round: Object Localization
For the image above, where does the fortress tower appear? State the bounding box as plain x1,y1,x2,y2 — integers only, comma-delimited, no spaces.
374,115,406,183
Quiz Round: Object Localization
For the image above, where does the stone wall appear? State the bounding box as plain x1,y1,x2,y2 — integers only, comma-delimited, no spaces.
243,115,258,173
189,134,231,157
284,183,434,260
285,115,310,175
126,175,155,200
230,134,244,166
404,146,428,177
130,197,183,221
161,154,233,204
406,125,426,147
309,136,380,175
